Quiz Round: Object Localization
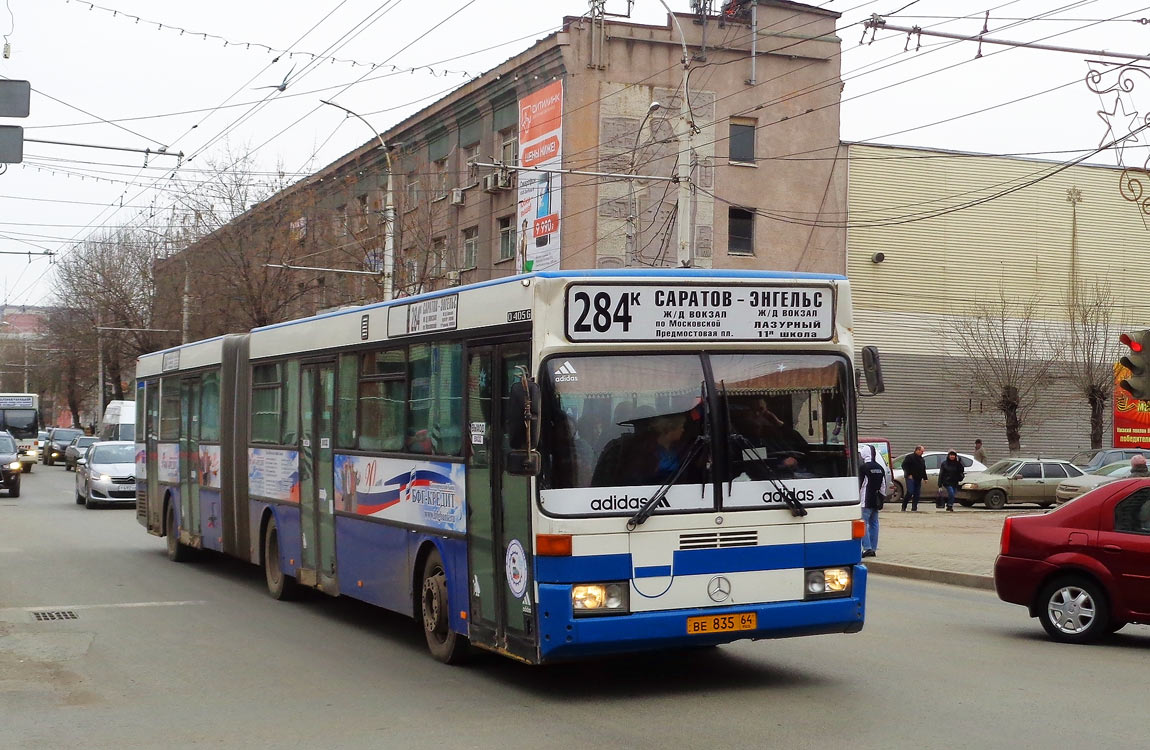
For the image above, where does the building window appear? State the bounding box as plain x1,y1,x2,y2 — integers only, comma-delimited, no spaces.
434,158,449,199
464,142,481,184
405,173,419,211
498,216,515,262
334,205,348,237
500,129,518,167
729,118,756,164
432,237,447,276
462,226,478,269
728,207,754,255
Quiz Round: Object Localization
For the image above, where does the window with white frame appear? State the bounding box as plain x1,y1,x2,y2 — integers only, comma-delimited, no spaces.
498,216,515,262
434,158,449,199
464,142,481,184
405,173,419,211
729,118,756,164
462,226,478,269
500,129,518,167
432,237,447,276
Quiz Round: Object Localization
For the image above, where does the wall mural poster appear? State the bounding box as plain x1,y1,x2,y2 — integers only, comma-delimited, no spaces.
248,448,300,503
518,79,563,272
333,454,466,534
157,443,180,484
198,445,221,489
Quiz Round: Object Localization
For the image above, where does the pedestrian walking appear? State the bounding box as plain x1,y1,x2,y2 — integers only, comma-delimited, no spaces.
973,438,988,466
859,446,887,557
938,450,965,512
1131,454,1149,477
901,445,927,512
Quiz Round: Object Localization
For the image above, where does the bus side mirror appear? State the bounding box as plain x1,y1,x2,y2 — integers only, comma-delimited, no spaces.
506,449,541,476
861,346,885,395
508,379,541,451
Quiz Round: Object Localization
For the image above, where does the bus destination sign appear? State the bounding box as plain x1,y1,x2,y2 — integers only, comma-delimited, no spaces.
564,284,833,342
0,394,35,408
388,294,459,337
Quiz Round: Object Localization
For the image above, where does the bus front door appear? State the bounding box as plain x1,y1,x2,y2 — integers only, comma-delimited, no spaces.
179,377,202,545
465,343,536,661
299,363,338,594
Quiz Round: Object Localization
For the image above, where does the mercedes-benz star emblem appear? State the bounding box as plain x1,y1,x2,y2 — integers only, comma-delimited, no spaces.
707,575,731,603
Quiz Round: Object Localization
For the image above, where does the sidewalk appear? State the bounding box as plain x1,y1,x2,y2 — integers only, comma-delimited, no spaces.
864,504,1046,590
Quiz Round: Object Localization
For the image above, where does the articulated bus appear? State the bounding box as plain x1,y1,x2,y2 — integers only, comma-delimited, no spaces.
0,393,40,471
135,269,876,664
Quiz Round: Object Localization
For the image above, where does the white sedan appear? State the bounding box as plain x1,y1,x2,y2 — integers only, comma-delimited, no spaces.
75,441,136,509
890,451,987,505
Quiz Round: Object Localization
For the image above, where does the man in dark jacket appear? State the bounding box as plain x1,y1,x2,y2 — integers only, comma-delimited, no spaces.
901,445,927,512
859,446,887,557
937,451,965,512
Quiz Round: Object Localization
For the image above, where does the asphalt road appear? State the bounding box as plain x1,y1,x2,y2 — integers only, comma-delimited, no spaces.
3,466,1149,750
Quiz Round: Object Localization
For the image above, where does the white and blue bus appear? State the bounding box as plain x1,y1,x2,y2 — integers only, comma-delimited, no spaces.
135,270,877,664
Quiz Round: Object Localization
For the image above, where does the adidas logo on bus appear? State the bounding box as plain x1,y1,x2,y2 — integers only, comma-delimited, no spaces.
554,360,578,382
818,488,835,501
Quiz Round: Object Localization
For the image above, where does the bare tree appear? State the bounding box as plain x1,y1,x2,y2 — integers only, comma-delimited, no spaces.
943,288,1061,454
1062,279,1122,449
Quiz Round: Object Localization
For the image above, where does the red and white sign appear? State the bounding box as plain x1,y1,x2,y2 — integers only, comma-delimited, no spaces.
517,80,563,272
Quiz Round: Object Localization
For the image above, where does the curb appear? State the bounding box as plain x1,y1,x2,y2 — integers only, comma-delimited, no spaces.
865,560,996,591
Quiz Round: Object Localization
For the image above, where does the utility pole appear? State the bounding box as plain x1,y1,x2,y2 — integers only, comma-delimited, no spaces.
320,99,397,301
655,0,696,267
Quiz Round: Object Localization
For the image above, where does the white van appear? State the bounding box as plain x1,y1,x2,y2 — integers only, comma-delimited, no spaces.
99,400,136,442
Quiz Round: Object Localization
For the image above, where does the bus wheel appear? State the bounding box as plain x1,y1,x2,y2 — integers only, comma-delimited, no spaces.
263,517,298,601
420,549,468,664
165,502,192,562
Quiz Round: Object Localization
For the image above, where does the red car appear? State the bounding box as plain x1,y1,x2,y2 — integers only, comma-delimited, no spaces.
995,478,1150,643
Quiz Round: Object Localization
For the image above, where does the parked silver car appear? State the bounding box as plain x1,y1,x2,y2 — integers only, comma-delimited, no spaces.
75,441,136,509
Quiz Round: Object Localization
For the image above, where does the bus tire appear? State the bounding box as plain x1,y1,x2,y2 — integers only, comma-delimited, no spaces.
263,517,298,601
165,501,192,562
420,548,468,664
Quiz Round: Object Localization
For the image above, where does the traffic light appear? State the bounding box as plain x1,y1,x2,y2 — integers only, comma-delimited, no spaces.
1119,330,1150,399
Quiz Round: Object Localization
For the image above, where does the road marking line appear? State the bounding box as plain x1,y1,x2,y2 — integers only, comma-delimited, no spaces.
0,600,208,615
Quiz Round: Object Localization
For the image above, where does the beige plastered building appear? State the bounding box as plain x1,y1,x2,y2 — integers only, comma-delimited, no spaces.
847,142,1150,459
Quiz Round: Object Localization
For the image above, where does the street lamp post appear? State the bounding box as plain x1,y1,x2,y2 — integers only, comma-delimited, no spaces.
627,101,661,266
320,99,397,301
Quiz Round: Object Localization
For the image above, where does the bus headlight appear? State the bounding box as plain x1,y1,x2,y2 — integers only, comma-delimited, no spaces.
572,582,629,615
805,568,851,599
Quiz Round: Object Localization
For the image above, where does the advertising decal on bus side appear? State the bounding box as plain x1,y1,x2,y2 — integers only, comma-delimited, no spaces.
248,448,300,502
564,284,834,342
158,444,180,484
333,454,466,533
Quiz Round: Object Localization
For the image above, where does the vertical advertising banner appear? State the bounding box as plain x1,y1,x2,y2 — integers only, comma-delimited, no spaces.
518,80,563,272
1114,361,1150,448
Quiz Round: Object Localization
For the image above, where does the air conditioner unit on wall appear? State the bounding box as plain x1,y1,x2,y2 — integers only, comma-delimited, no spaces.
482,173,500,193
496,169,514,190
450,188,465,206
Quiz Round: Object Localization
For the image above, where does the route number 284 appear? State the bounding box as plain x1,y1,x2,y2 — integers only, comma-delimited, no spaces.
571,290,638,334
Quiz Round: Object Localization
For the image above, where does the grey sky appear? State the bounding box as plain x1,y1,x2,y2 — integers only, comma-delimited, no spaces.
2,0,1147,306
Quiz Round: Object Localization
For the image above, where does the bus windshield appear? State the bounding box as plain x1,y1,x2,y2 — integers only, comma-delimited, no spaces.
542,354,707,489
541,352,852,491
0,409,38,438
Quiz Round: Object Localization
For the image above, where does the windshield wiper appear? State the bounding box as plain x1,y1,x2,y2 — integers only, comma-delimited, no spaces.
718,383,808,518
626,435,710,530
627,382,711,531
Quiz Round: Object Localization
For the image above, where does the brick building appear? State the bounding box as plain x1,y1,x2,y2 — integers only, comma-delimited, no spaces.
156,3,847,339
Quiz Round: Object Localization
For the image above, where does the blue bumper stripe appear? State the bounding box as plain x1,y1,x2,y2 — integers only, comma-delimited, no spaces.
634,565,672,578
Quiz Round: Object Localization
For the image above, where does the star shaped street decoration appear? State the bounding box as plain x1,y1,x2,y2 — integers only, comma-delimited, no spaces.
1098,94,1142,166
